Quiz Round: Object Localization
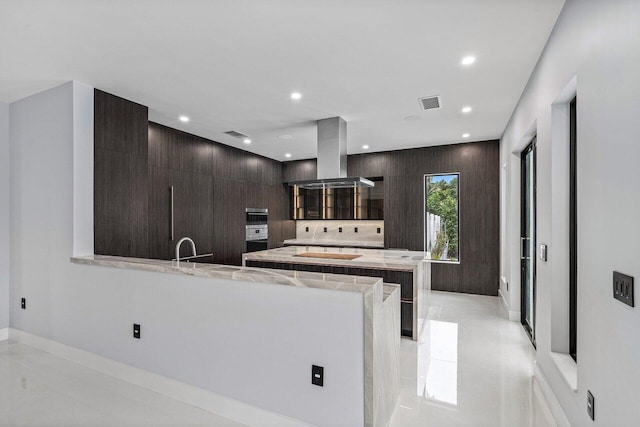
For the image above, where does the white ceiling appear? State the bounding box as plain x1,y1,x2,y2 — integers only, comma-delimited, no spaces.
0,0,565,161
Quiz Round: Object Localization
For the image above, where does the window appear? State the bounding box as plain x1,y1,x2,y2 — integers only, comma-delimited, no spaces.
425,173,460,262
569,96,577,361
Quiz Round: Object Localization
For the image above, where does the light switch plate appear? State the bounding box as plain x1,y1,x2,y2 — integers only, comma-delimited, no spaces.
613,271,634,307
587,390,595,420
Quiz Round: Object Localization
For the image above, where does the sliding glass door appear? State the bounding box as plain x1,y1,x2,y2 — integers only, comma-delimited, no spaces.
521,139,536,345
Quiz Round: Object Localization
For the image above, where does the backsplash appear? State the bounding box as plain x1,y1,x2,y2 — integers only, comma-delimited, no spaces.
295,220,384,246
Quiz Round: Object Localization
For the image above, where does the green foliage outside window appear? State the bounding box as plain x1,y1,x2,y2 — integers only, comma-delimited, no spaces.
426,174,459,261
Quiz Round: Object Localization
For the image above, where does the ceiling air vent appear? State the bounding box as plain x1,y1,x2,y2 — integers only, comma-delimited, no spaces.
223,130,249,139
418,96,441,111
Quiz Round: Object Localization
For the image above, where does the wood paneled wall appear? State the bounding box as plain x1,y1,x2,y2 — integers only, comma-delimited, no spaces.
282,141,500,296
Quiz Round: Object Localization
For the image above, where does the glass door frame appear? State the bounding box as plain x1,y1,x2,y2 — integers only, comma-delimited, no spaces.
520,138,537,346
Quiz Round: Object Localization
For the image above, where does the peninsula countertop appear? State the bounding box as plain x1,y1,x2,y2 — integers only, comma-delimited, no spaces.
71,255,383,295
243,246,428,271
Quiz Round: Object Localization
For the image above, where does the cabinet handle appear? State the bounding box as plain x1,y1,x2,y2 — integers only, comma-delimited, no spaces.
170,186,174,241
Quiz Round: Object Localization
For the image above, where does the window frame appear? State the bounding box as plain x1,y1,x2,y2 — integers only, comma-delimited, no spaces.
569,96,577,361
423,172,461,264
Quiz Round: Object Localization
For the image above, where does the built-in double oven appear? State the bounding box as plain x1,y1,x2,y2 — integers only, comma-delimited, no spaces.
245,208,268,253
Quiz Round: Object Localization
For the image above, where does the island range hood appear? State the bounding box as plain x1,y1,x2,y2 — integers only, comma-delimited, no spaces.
287,117,374,189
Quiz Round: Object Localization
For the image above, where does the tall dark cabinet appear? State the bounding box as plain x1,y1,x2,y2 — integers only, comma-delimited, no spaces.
94,90,150,258
147,124,214,260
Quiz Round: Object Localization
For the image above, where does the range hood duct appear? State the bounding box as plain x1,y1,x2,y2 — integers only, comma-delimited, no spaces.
287,116,374,189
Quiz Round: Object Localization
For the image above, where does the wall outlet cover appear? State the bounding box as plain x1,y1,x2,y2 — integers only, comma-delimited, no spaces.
311,365,324,387
21,298,26,310
133,324,141,339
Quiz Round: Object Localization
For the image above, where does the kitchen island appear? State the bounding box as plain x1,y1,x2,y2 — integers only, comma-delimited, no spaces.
243,246,430,340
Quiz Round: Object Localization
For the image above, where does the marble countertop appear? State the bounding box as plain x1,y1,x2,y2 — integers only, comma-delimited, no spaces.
71,255,382,295
283,238,385,249
243,246,428,271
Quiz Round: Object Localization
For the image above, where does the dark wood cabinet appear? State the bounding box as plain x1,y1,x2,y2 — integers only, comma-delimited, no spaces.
221,179,247,265
146,122,290,265
172,170,214,259
149,167,213,259
94,90,147,157
148,168,214,260
148,166,171,260
94,90,296,266
94,90,149,258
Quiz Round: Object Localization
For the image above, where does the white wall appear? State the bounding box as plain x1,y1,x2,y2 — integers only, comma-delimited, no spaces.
500,0,640,425
8,82,366,426
0,102,9,331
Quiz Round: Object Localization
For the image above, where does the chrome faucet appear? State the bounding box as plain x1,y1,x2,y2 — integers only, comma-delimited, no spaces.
175,237,197,265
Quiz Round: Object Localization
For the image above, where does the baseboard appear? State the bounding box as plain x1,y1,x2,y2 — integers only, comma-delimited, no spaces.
498,289,520,321
8,328,310,427
0,328,8,341
533,361,572,427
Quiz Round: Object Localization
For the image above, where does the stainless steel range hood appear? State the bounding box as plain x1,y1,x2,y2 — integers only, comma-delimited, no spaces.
287,117,374,189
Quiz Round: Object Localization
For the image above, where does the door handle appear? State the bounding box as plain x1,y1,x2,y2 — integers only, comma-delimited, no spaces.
170,186,174,241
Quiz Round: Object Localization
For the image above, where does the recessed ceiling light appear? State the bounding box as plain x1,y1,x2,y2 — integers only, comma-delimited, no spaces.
404,115,421,121
290,92,302,100
461,106,472,113
243,138,251,144
362,145,370,149
462,133,470,138
461,56,476,65
285,153,292,158
278,134,293,140
179,115,189,123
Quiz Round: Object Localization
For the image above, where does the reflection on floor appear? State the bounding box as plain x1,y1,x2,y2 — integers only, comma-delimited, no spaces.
390,291,556,427
0,340,245,427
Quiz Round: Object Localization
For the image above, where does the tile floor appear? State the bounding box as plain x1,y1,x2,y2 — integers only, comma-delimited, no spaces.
390,291,555,427
0,340,245,427
0,291,554,426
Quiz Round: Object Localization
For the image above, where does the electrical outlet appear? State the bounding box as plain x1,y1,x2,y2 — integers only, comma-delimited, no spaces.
338,227,342,233
305,227,309,232
21,298,26,310
377,227,381,234
323,227,327,232
133,324,141,339
587,390,595,420
354,227,358,233
311,365,324,387
613,271,634,307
